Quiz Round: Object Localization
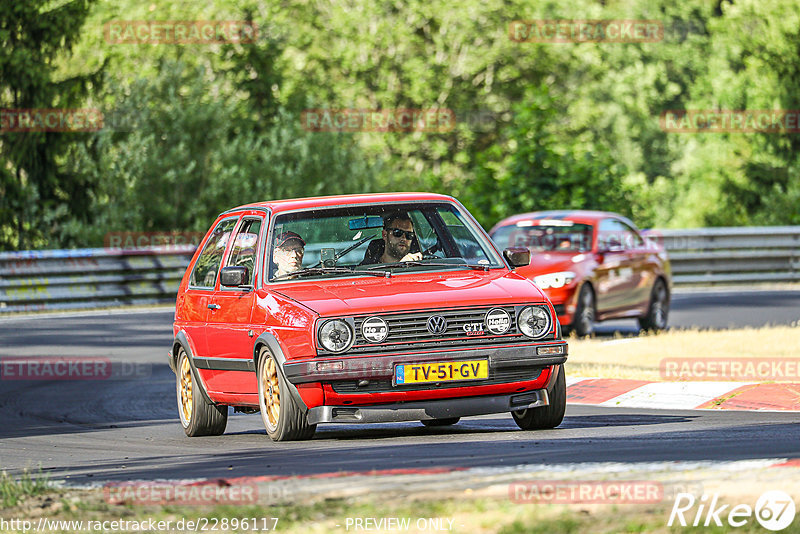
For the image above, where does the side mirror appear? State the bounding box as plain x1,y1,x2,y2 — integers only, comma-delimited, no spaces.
503,247,531,268
220,266,249,288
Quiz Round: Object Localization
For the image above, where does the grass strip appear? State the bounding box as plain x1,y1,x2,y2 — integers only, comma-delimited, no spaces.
566,324,800,381
0,470,50,509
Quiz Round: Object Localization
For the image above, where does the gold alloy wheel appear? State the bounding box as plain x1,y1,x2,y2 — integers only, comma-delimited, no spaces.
262,356,281,428
179,355,193,425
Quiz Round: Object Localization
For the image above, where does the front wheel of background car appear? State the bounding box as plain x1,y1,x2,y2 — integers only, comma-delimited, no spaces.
176,347,228,437
421,417,460,427
639,278,669,332
257,347,316,442
511,365,566,430
572,284,595,337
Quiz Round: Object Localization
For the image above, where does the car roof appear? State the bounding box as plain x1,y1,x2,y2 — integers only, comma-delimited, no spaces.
490,210,634,232
220,192,457,216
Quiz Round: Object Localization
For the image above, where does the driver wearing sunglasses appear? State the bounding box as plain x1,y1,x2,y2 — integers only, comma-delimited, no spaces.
360,212,423,265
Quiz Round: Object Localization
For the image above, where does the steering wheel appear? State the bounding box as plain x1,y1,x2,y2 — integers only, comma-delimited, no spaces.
420,241,441,259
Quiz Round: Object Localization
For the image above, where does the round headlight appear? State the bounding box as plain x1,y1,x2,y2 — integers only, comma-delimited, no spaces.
517,306,551,339
318,319,354,353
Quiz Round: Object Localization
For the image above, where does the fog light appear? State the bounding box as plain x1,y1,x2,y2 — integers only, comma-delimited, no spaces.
316,361,344,372
537,345,564,355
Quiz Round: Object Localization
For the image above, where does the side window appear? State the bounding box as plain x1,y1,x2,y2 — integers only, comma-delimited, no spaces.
189,218,238,288
618,221,644,249
437,207,489,261
598,219,625,250
598,219,642,250
224,218,263,285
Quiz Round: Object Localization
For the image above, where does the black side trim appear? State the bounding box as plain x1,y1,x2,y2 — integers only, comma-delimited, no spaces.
252,332,310,413
194,357,255,372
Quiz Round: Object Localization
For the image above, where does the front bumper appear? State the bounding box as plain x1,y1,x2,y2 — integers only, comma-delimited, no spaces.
543,285,580,326
283,342,568,385
307,388,549,424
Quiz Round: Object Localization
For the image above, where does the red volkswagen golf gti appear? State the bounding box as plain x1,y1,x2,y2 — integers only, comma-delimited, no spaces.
169,193,568,441
490,211,671,336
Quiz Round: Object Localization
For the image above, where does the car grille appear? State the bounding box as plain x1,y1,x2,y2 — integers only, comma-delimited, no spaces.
330,365,544,394
316,304,556,356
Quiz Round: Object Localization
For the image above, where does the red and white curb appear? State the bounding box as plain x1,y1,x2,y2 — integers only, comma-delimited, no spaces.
567,377,800,411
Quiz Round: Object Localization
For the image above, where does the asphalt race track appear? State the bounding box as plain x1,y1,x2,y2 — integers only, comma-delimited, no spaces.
1,289,799,484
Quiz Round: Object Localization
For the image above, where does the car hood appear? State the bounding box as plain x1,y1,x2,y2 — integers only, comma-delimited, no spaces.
515,252,589,277
272,270,547,316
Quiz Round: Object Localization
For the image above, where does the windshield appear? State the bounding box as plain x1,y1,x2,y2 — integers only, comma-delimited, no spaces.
492,221,593,253
268,202,504,281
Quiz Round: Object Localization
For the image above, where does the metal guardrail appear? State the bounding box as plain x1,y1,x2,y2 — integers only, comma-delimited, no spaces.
0,226,798,313
647,226,800,285
0,247,195,313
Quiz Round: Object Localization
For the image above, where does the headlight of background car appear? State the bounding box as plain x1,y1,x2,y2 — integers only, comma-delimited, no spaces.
318,319,354,353
517,306,552,339
533,271,576,289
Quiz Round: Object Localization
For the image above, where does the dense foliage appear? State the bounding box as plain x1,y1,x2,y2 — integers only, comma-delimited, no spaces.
2,0,799,249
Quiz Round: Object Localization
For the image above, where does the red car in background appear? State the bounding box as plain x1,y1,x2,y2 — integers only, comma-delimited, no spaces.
490,211,671,336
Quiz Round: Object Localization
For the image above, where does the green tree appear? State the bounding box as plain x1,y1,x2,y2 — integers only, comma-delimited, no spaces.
0,0,102,250
71,60,379,245
466,84,632,227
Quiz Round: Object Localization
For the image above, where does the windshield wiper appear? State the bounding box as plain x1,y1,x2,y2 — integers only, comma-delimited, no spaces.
367,261,464,270
273,266,391,280
366,260,496,272
465,262,497,271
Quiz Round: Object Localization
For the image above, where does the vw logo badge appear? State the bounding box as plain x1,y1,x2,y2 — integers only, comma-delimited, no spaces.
426,315,448,334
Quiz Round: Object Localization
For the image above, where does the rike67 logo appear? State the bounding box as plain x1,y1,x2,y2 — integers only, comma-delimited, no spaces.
669,491,796,531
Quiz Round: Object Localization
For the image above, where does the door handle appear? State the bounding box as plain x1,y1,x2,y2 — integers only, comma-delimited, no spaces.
208,303,221,310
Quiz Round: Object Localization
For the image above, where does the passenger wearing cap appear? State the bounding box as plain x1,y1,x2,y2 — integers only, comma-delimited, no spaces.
272,231,305,279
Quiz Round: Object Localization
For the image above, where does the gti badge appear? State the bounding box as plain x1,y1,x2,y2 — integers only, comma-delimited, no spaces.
463,322,485,336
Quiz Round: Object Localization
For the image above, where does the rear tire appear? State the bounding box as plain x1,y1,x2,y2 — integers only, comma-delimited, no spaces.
257,347,316,442
639,278,669,332
421,417,460,427
511,365,566,430
176,348,227,437
572,284,595,337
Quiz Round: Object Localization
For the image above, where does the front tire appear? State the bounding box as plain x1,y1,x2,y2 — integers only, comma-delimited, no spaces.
572,284,595,337
176,347,227,436
639,278,669,332
257,347,316,441
511,365,566,430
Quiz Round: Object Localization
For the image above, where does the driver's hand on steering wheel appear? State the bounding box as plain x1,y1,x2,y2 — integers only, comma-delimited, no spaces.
401,252,423,262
